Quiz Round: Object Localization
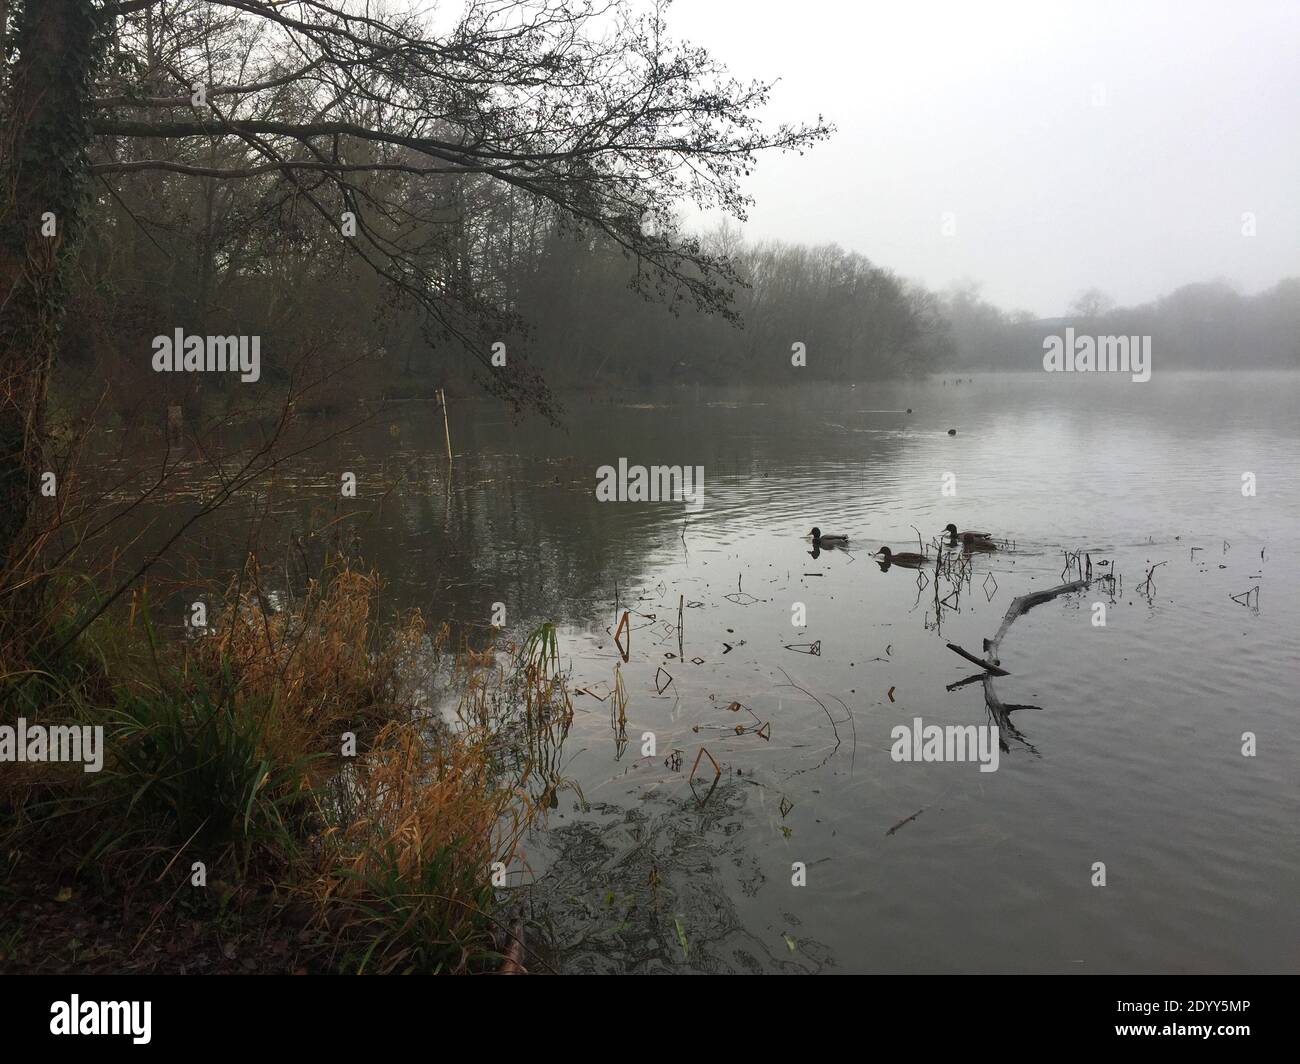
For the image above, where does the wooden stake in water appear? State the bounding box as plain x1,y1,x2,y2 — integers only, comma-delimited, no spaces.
439,387,453,463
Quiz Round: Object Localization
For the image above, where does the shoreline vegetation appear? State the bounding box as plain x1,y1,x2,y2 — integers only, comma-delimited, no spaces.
1,559,571,974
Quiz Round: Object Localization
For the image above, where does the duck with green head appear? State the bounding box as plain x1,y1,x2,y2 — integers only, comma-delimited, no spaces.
809,527,849,547
942,523,994,546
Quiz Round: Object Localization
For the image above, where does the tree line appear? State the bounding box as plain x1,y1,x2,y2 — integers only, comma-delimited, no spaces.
941,280,1300,372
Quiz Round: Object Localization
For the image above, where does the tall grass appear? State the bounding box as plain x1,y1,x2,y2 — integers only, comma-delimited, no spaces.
83,684,320,871
317,721,529,973
2,557,553,973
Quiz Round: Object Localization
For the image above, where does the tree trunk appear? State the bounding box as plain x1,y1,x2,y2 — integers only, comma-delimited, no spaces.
0,0,99,640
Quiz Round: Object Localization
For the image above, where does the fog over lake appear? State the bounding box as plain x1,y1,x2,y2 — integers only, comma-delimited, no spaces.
4,0,1296,994
90,371,1298,972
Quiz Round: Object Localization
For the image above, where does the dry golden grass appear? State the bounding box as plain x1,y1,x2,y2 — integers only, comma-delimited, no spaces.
327,721,525,883
184,559,431,770
307,717,536,971
5,554,560,972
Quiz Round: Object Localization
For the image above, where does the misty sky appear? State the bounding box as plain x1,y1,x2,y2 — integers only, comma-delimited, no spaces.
674,0,1300,317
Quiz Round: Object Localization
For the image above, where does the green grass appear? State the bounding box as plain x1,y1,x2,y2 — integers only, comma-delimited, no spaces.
81,683,322,871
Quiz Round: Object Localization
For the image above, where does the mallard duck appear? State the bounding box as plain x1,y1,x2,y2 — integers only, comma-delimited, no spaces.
942,523,993,544
874,546,927,567
809,527,849,547
960,533,997,552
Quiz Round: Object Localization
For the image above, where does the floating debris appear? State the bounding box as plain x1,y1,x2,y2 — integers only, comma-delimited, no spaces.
653,667,674,694
784,640,822,656
575,682,610,701
1229,585,1260,609
613,610,630,661
1137,560,1167,597
689,747,722,807
724,573,761,605
886,808,925,836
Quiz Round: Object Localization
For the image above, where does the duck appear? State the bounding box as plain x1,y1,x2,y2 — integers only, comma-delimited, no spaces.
942,523,994,545
874,546,927,568
959,533,997,552
809,526,849,547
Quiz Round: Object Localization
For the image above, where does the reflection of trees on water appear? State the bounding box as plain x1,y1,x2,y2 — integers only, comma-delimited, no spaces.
519,786,831,974
78,386,920,639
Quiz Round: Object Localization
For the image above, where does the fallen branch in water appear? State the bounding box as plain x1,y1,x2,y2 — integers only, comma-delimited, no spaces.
980,577,1091,753
986,578,1090,661
945,671,987,691
945,641,1009,676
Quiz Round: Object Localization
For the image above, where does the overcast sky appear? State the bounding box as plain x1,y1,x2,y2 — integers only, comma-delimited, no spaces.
672,0,1300,317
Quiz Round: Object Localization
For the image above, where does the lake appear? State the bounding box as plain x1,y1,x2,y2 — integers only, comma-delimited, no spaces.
96,371,1300,973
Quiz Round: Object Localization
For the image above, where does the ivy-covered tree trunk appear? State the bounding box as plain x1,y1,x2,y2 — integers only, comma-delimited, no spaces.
0,0,99,630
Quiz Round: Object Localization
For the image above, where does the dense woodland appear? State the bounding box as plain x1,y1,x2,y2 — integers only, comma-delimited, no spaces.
11,2,1285,431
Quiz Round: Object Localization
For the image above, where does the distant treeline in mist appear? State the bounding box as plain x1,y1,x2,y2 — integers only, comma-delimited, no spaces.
944,280,1300,372
62,122,1297,415
60,155,1298,415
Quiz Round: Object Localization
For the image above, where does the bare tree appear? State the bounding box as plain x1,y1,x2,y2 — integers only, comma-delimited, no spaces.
1069,287,1114,320
0,0,832,614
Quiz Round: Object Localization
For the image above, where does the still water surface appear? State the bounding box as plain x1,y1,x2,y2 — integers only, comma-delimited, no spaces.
110,373,1300,972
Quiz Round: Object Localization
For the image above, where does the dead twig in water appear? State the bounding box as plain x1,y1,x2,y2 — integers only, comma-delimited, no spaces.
1137,560,1167,597
782,640,821,656
945,641,1010,676
654,666,673,694
775,666,850,760
886,808,924,836
613,610,630,661
1229,585,1259,609
689,747,722,807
